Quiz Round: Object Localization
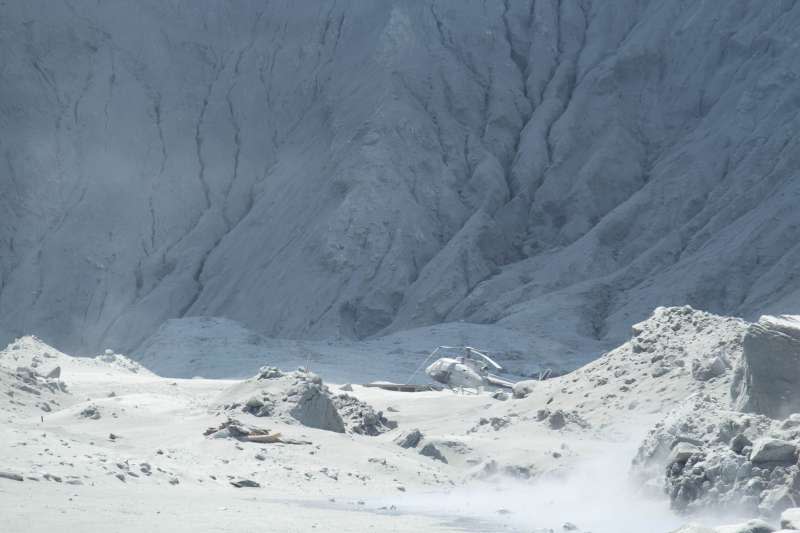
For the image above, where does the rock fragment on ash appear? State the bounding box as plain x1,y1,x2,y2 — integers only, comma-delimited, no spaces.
395,429,423,449
419,443,447,463
230,479,260,488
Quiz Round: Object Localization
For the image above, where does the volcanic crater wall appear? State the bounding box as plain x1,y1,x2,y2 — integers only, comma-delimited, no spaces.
2,0,800,356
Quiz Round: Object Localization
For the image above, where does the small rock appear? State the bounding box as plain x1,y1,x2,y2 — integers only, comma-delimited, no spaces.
692,356,727,381
79,405,101,420
669,442,701,466
548,410,566,430
245,396,264,410
491,391,509,401
230,479,260,488
730,434,753,455
0,471,24,482
419,443,447,463
652,365,671,378
395,429,423,449
512,380,537,399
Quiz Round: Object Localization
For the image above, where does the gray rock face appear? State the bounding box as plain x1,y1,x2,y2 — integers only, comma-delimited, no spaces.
3,2,800,362
733,316,800,419
287,381,346,434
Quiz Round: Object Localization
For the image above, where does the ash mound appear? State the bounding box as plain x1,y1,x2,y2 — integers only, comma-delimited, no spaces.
215,367,396,435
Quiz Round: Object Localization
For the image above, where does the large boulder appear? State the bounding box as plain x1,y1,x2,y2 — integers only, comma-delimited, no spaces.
733,316,800,419
286,379,345,433
749,439,797,465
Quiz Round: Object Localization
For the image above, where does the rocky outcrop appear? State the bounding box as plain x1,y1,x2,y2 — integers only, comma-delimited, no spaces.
216,368,394,435
733,316,800,419
634,398,800,519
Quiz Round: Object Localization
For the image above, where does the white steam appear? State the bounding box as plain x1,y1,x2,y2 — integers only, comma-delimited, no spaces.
376,439,687,533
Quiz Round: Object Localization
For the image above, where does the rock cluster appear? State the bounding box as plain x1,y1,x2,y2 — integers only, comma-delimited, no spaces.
13,366,67,395
634,398,800,518
219,368,394,435
331,394,396,436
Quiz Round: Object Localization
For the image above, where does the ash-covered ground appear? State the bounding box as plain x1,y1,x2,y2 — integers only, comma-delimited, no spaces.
2,306,800,532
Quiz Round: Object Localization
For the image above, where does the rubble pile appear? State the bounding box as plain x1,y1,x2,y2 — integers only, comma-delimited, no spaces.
203,418,311,445
218,367,394,436
331,394,396,436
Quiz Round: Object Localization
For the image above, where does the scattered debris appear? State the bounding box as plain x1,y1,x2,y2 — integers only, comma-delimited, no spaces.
634,397,800,518
204,418,311,445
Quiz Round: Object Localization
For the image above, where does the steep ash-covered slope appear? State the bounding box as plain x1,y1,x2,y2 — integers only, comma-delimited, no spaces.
1,1,800,356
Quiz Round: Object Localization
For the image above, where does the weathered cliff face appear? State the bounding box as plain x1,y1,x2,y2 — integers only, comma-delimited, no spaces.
2,1,800,357
733,315,800,420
